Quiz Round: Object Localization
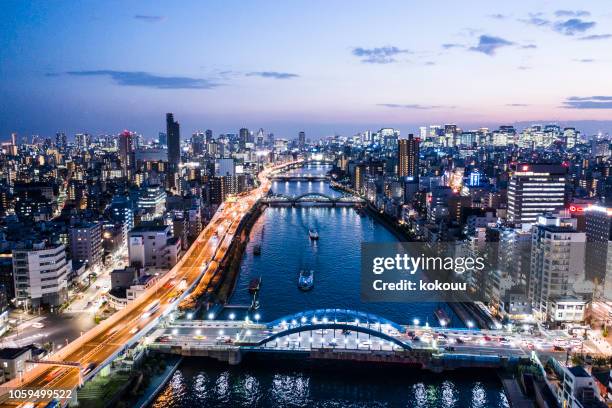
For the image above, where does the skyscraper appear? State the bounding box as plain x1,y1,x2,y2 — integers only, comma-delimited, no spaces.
118,130,135,175
166,113,181,170
298,131,306,150
507,163,567,225
398,134,419,178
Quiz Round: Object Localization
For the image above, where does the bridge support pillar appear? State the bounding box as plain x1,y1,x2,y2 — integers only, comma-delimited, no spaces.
228,349,242,365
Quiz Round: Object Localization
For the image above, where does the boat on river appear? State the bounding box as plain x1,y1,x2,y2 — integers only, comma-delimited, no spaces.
298,270,314,291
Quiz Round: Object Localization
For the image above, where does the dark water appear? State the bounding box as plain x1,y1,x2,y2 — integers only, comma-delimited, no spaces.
151,164,508,407
151,359,509,408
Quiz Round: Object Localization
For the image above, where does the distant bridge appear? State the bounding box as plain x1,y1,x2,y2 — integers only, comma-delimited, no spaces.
271,175,329,181
261,192,365,206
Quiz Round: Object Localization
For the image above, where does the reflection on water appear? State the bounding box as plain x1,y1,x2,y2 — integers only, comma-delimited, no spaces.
151,359,510,408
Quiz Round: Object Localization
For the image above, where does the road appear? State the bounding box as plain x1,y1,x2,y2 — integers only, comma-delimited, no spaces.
0,161,295,407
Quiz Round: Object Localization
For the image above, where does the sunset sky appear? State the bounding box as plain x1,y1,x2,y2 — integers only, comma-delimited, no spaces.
2,0,612,139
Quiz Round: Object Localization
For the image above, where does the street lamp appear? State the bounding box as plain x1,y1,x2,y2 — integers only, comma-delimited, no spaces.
413,318,420,326
467,321,474,329
229,313,236,320
207,313,215,320
254,313,260,323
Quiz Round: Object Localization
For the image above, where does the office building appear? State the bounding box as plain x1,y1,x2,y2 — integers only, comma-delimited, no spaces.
507,163,567,225
12,242,70,309
69,221,102,269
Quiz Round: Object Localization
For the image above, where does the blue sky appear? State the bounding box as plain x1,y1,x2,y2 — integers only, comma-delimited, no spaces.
2,0,612,140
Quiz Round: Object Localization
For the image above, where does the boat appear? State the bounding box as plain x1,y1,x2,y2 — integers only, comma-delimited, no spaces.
434,307,450,326
298,270,314,291
248,277,261,294
253,244,261,255
308,229,319,240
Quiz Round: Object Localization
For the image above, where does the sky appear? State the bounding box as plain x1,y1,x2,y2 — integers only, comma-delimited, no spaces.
2,0,612,140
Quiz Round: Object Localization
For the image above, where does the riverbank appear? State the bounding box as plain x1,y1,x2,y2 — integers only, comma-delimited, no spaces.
132,355,182,408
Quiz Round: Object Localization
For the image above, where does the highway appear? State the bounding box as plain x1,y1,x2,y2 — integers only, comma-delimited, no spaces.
0,161,295,407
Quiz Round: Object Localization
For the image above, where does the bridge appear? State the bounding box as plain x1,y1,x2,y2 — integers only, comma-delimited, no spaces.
147,309,532,370
271,174,329,181
261,192,365,206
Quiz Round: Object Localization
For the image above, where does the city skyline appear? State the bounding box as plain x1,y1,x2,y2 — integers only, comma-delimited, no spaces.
2,1,612,139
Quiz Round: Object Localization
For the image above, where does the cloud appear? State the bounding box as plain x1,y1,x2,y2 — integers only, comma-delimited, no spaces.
377,103,454,110
488,13,507,20
517,65,531,70
64,70,219,89
521,44,537,49
578,34,612,41
573,58,595,63
563,96,612,109
352,46,410,64
441,43,465,49
553,18,596,35
568,96,612,101
134,15,165,22
506,103,529,107
519,14,551,27
469,35,514,55
424,61,436,66
246,71,299,79
554,10,590,17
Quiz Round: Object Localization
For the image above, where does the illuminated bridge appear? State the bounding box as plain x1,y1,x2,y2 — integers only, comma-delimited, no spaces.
148,309,530,370
271,174,329,181
261,192,365,206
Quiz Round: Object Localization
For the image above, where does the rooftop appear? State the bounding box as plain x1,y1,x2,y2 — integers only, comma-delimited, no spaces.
567,365,590,378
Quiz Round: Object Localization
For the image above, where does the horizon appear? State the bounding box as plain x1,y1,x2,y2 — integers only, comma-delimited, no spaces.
2,1,612,138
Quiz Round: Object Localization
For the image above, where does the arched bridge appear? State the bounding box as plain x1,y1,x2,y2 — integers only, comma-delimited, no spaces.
261,192,365,206
258,309,411,349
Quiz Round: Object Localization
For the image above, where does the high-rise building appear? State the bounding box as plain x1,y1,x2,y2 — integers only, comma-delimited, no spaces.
398,134,419,178
118,130,135,175
70,221,102,269
158,132,167,146
298,131,306,150
215,158,235,177
584,206,612,299
529,215,586,322
166,113,181,170
12,242,70,309
191,132,205,156
203,129,213,144
507,163,567,225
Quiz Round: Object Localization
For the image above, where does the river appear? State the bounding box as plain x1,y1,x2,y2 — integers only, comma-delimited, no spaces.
150,164,509,408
